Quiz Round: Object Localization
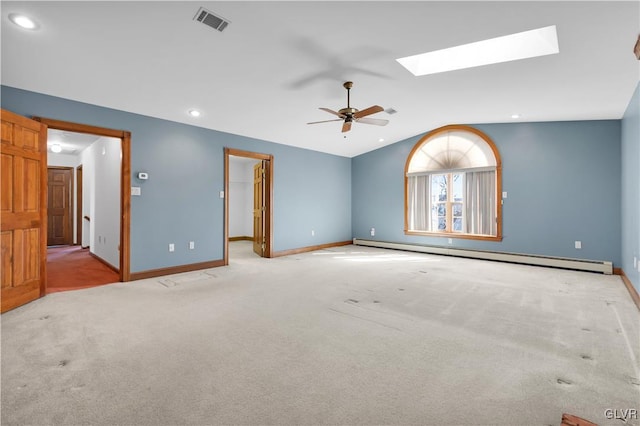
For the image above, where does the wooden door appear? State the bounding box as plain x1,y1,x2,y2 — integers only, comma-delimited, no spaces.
47,167,73,246
1,109,47,313
253,161,265,256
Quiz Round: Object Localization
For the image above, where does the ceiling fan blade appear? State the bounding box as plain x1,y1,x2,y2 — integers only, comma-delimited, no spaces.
353,105,383,119
342,121,352,133
356,117,389,126
319,107,345,118
307,118,343,125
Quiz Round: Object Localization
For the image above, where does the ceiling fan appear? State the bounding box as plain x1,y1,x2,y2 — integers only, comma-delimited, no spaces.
307,81,389,133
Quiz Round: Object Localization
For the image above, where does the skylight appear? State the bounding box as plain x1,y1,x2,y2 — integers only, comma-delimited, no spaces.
397,25,559,76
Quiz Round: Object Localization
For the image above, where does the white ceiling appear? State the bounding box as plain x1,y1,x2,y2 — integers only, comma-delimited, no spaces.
47,129,101,155
2,1,639,158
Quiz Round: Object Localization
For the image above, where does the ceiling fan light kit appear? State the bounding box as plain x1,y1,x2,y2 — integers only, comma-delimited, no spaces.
307,81,389,133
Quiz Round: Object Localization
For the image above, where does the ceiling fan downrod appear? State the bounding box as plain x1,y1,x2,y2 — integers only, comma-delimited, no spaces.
344,81,353,109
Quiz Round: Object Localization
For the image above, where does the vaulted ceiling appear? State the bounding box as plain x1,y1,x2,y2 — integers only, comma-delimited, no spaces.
2,1,639,157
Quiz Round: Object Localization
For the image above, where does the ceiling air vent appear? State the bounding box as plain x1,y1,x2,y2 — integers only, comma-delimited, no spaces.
194,7,230,32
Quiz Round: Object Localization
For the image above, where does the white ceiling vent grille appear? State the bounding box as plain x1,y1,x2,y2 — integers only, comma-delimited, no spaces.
194,7,230,32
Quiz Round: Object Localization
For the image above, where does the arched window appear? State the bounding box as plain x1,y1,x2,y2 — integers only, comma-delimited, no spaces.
404,125,502,241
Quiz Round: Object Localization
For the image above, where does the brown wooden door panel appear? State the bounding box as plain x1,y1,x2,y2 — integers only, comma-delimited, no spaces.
23,158,41,212
14,228,41,285
1,119,14,145
253,161,264,256
17,125,40,151
1,231,12,289
1,109,47,313
1,154,13,213
47,168,72,246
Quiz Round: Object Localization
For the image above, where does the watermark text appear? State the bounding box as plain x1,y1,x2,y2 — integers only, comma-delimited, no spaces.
605,408,638,422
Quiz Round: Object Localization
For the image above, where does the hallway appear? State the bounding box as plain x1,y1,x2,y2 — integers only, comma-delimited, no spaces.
47,246,119,293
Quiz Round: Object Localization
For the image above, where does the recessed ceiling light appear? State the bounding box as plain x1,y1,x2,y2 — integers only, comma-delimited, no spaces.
511,114,521,119
397,25,559,76
378,138,385,142
51,144,62,153
9,13,38,30
188,109,201,117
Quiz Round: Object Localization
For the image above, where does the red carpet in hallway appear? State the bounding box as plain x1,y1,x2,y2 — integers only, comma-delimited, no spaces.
47,246,119,293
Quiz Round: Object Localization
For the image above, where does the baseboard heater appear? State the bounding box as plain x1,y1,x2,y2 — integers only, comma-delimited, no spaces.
352,239,613,275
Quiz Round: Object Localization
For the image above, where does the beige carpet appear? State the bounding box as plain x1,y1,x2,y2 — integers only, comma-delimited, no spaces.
2,242,638,425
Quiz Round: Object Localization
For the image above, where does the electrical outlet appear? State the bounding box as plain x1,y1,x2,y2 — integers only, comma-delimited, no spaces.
370,228,375,237
575,241,581,249
311,230,315,236
189,241,195,250
448,238,453,244
169,243,175,252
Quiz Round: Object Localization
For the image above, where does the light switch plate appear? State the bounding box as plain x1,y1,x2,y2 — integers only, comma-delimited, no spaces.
131,187,141,196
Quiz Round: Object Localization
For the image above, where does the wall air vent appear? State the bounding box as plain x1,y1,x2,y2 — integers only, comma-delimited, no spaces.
194,7,230,32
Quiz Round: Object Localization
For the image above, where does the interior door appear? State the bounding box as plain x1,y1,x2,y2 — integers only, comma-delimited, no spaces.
47,167,73,246
253,161,265,256
1,109,48,313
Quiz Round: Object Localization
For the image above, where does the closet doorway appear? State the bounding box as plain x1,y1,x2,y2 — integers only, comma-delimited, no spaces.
224,148,273,264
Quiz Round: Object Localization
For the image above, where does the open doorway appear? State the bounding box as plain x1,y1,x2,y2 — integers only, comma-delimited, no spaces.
224,148,273,264
34,117,132,292
46,129,121,292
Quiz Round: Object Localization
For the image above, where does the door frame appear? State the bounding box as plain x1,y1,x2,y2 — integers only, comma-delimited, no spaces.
76,164,83,247
224,148,273,264
33,117,131,282
46,166,74,246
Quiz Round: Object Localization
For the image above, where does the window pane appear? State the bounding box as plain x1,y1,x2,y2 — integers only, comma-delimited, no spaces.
452,173,464,202
430,202,439,231
453,203,463,217
453,217,463,231
438,217,447,230
432,175,447,202
437,203,446,216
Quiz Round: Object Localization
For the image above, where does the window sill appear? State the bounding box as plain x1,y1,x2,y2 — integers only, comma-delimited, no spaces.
404,230,503,242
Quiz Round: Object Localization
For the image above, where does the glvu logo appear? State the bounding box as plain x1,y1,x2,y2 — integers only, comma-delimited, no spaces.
604,408,638,421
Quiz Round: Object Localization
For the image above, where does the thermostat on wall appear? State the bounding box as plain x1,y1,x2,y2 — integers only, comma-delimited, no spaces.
137,172,149,180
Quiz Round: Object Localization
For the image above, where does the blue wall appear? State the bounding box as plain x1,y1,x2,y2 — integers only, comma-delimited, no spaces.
621,82,639,292
1,86,352,273
352,120,622,266
3,84,631,275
